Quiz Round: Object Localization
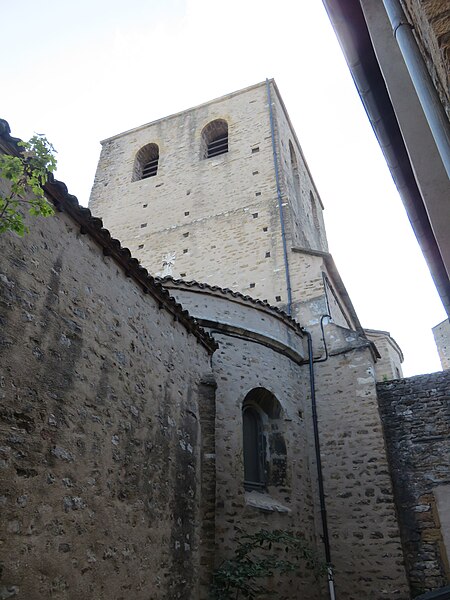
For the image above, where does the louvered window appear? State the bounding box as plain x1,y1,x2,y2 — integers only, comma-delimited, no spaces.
207,134,228,158
132,143,159,181
201,119,228,160
142,157,158,179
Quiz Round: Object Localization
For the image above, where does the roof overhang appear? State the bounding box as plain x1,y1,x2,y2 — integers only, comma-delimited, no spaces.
322,0,450,316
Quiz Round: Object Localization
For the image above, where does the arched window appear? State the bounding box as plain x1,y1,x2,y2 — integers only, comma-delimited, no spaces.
243,406,265,489
201,119,228,159
242,388,287,491
132,143,159,181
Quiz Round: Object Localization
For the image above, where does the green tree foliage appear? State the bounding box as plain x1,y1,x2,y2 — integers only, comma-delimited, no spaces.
0,134,57,236
211,529,325,599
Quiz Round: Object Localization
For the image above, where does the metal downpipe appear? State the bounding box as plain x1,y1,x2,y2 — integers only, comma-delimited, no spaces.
304,316,336,599
382,0,450,177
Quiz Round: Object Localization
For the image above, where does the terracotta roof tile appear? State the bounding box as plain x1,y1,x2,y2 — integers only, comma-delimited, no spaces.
0,119,217,353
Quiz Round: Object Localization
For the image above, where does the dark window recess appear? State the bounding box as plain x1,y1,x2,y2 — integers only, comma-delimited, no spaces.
140,223,147,228
143,203,148,208
184,211,190,216
243,407,265,490
252,171,259,175
183,232,189,238
276,295,281,302
255,192,261,196
202,119,229,159
207,135,228,158
138,244,144,249
142,158,158,179
249,283,255,288
252,213,258,219
180,272,186,278
265,252,270,258
251,147,259,154
183,249,188,254
133,142,160,181
263,227,268,232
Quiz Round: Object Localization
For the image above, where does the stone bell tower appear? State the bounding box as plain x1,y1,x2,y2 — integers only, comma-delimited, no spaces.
89,80,348,328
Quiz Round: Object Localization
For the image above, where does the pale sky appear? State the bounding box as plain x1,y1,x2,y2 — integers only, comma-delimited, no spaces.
2,0,446,375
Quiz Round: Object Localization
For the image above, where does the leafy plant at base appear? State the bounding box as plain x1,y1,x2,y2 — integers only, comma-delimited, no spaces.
210,528,325,600
0,134,57,236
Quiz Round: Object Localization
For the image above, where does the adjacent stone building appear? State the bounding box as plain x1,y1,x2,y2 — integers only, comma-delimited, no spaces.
378,372,450,597
1,78,449,600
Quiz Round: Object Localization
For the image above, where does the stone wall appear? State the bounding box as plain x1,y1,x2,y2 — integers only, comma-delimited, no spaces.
0,190,214,599
378,371,450,597
89,82,288,303
164,280,410,599
164,280,321,599
89,81,334,316
365,329,404,382
433,319,450,370
311,324,409,599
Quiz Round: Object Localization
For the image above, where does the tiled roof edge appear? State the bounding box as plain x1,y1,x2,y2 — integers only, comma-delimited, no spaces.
158,276,305,335
0,119,218,354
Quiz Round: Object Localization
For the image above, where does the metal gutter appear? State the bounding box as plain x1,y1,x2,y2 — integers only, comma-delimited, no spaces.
382,0,450,178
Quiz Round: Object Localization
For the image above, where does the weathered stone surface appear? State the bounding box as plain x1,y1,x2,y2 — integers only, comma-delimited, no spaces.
0,198,214,599
378,371,450,597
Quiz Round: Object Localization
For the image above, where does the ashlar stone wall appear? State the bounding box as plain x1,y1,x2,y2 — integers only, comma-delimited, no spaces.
89,82,288,304
378,371,450,597
0,197,214,599
89,81,332,314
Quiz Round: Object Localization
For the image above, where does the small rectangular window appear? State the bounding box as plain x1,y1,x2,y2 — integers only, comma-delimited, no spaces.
276,295,281,302
138,244,144,249
184,211,190,216
249,283,255,288
251,147,259,154
183,232,189,238
255,192,261,197
252,213,258,219
143,203,148,208
263,227,268,232
183,249,188,254
265,252,270,258
140,223,147,228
